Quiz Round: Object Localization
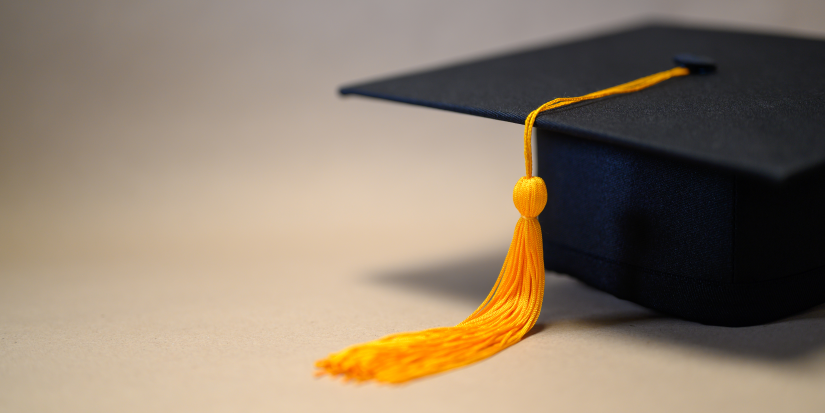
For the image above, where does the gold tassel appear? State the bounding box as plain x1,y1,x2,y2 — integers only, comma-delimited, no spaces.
316,66,690,384
316,176,546,384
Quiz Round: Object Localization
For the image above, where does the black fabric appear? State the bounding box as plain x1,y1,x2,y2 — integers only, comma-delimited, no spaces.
536,129,825,326
536,130,734,282
544,241,825,327
734,169,825,282
341,24,825,180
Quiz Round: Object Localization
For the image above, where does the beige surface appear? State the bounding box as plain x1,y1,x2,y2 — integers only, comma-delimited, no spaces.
2,1,825,412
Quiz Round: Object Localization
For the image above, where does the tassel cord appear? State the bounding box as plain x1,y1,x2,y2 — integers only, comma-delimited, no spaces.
523,66,689,177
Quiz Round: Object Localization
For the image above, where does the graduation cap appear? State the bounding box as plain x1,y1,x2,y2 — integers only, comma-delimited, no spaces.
316,24,825,383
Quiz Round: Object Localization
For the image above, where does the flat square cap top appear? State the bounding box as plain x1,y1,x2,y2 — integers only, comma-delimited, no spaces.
341,25,825,180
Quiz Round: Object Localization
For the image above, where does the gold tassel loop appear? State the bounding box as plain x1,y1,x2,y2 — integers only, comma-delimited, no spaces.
522,66,690,176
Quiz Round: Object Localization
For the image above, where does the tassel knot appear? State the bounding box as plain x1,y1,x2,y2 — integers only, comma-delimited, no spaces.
514,176,547,218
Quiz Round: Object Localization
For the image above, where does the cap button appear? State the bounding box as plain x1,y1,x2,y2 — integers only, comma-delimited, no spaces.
673,53,717,75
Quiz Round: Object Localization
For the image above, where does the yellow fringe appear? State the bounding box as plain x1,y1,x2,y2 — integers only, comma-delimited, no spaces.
316,66,690,384
316,177,546,383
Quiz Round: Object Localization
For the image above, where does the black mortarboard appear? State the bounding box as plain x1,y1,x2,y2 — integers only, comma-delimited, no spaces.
317,24,825,384
339,24,825,327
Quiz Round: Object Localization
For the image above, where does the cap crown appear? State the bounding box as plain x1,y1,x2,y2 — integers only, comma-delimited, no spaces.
341,25,825,180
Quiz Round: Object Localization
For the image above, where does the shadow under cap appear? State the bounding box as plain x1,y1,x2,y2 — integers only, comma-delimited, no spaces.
371,252,825,361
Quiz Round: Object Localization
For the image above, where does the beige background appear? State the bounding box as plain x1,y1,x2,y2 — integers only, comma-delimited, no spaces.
2,1,825,412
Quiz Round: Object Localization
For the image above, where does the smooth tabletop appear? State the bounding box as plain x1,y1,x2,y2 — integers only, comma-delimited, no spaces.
2,1,825,412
